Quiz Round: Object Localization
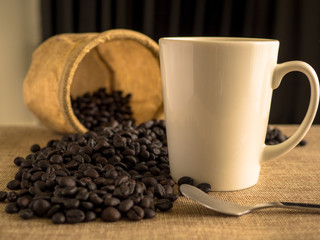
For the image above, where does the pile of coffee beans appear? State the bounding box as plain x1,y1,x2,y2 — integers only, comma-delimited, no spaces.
0,119,178,224
71,88,134,131
265,126,307,146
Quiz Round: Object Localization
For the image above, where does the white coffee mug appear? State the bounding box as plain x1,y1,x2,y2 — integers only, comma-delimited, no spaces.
159,37,319,191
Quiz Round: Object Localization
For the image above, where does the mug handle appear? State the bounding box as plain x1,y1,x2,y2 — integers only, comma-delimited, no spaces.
261,61,319,162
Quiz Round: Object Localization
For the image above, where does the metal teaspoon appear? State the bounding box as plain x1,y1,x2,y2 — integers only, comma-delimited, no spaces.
179,184,320,216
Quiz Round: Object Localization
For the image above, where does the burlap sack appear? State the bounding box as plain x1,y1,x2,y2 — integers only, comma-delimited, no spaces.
24,29,164,134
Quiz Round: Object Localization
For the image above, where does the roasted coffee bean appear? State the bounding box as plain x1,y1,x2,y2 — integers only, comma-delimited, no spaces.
93,207,103,215
115,175,129,187
13,157,25,167
177,176,194,186
66,209,85,224
129,193,142,204
139,197,152,209
113,135,127,148
0,191,8,202
18,189,29,197
5,202,20,214
63,199,80,209
149,166,160,175
140,120,154,129
87,182,97,191
134,182,145,195
14,170,23,181
298,139,307,146
85,211,96,222
155,199,173,212
154,184,166,198
21,159,33,168
101,207,121,222
104,197,120,207
118,199,134,212
73,155,84,163
54,170,68,177
163,185,174,195
28,186,42,196
134,162,148,172
113,183,131,199
144,189,154,198
165,194,179,202
81,201,94,210
50,155,63,164
30,171,44,182
196,183,211,193
265,126,304,146
17,196,31,208
7,179,21,190
158,163,169,170
126,205,144,221
7,191,18,202
58,177,76,188
64,160,78,169
52,212,66,224
89,193,103,205
38,160,51,170
21,179,33,189
61,186,78,197
144,208,156,219
84,168,99,178
46,168,56,174
45,180,56,189
46,204,61,217
76,191,89,201
95,156,108,166
32,199,51,216
34,180,47,192
141,177,157,187
30,144,41,153
19,208,34,219
123,148,135,156
93,177,107,186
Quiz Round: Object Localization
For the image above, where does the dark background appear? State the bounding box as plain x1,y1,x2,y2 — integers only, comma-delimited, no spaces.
41,0,320,124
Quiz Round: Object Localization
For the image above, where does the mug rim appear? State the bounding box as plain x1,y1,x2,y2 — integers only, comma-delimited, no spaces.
159,37,279,44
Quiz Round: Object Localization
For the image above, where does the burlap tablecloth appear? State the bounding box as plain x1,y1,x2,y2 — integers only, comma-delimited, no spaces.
0,125,319,240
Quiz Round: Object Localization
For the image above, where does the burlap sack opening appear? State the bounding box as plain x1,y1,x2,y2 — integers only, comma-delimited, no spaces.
24,29,164,134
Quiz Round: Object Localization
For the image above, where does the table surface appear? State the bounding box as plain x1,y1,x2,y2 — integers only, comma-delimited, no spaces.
0,125,319,240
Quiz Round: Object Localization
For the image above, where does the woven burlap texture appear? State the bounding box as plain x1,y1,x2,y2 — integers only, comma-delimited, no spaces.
24,29,164,134
0,125,319,240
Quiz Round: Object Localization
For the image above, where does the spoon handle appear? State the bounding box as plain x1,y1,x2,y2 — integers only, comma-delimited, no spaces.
280,202,320,211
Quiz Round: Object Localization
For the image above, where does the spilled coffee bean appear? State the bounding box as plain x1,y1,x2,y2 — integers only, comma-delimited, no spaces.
51,212,66,224
0,191,7,202
265,126,307,146
66,209,86,224
155,199,173,212
19,209,34,220
196,183,211,193
101,207,121,222
5,202,19,214
177,176,194,186
178,176,211,193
